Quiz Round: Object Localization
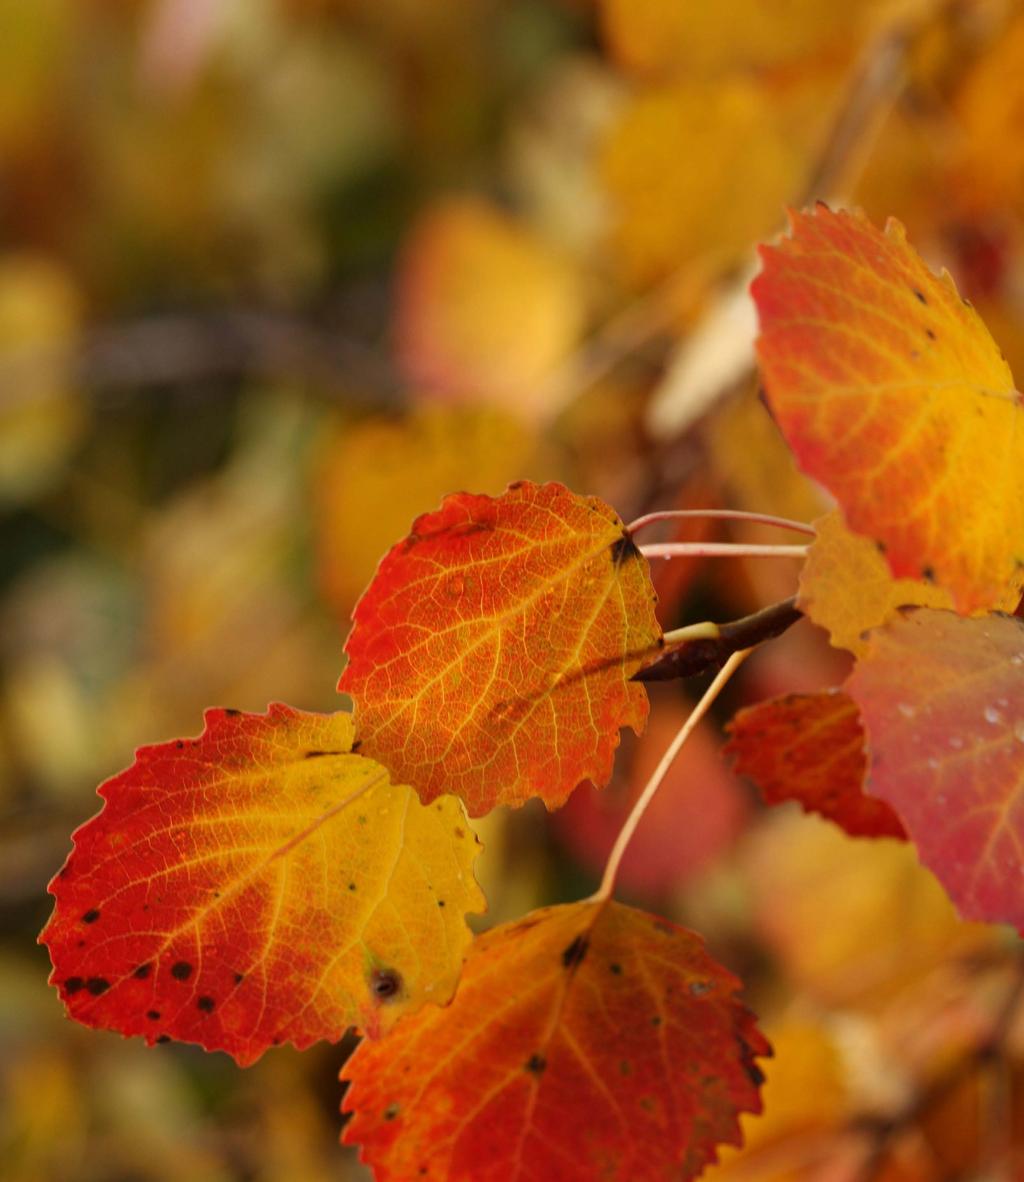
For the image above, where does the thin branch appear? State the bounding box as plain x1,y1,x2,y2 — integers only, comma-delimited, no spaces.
636,597,802,683
639,542,808,561
592,649,750,901
627,508,816,537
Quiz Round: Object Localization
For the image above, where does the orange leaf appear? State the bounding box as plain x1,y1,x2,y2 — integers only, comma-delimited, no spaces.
342,900,769,1182
40,705,483,1065
798,511,954,657
339,480,662,816
726,690,906,839
847,609,1024,933
753,205,1024,614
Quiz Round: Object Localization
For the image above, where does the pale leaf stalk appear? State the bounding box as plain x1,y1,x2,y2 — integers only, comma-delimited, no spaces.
627,508,816,537
639,542,809,560
592,649,751,902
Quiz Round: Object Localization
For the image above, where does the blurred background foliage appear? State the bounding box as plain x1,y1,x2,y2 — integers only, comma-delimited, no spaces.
3,1,1024,1179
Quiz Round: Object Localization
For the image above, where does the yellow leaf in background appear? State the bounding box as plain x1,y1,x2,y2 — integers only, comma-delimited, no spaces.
599,0,887,78
743,812,994,1010
0,254,85,503
600,78,835,286
707,1020,847,1180
314,404,548,618
395,197,585,419
952,13,1024,217
798,512,954,657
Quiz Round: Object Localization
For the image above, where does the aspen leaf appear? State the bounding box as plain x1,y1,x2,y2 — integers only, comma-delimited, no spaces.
342,900,769,1182
339,480,662,817
753,205,1024,614
798,512,953,658
726,689,906,839
847,609,1024,934
40,705,483,1065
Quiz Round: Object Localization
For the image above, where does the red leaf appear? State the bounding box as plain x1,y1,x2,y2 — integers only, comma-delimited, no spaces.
753,205,1024,614
726,690,906,839
847,610,1024,932
40,705,483,1065
342,899,769,1182
339,480,663,816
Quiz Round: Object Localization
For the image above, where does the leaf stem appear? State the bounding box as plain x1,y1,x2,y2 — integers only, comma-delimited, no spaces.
627,509,816,537
639,542,809,560
591,649,751,902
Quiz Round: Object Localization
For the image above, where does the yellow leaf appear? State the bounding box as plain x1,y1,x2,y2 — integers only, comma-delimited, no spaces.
798,512,954,657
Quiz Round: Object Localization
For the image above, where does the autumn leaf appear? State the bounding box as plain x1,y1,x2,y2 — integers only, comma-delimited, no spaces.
798,512,954,658
753,205,1024,614
847,609,1024,933
725,689,906,839
395,197,584,420
40,705,483,1065
342,899,769,1182
339,480,662,817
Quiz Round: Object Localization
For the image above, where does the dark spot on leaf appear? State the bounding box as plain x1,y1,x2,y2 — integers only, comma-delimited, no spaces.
224,708,241,716
384,1103,400,1121
64,977,85,995
650,1015,662,1027
689,980,712,997
81,908,101,924
925,328,936,340
156,1035,171,1044
351,739,362,753
175,741,184,749
639,1097,656,1112
171,961,193,981
913,288,927,304
921,565,936,582
348,882,357,891
745,1062,767,1087
610,531,642,567
875,540,887,555
437,899,446,908
234,972,245,984
76,939,85,948
197,996,215,1013
86,977,110,995
133,963,151,979
561,934,589,969
146,1010,161,1021
525,1053,547,1074
454,827,464,839
609,963,622,975
370,968,402,1001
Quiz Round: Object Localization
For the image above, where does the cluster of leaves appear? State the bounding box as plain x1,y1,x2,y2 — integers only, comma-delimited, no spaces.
40,203,1024,1180
6,2,1024,1179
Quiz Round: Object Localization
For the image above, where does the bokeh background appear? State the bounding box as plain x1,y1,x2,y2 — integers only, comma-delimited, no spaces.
3,1,1024,1179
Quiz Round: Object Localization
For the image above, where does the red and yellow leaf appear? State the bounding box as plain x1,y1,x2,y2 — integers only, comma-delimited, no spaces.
339,480,662,816
798,511,954,657
40,705,483,1065
726,690,906,839
754,205,1024,614
342,899,769,1182
847,609,1024,932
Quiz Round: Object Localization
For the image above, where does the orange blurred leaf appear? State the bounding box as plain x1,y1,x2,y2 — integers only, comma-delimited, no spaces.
753,205,1024,614
726,689,906,839
41,705,483,1064
339,480,662,816
342,899,769,1182
847,609,1024,933
395,197,584,420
